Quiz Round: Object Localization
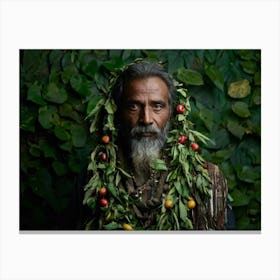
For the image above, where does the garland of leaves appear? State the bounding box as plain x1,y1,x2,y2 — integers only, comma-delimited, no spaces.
83,67,212,230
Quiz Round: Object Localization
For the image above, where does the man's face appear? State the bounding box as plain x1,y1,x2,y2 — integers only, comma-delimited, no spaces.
121,76,171,135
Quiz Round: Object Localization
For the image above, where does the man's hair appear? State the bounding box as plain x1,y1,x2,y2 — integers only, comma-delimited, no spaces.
112,62,175,110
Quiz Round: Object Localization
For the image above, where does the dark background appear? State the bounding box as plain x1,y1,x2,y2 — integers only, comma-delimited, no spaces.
20,49,261,230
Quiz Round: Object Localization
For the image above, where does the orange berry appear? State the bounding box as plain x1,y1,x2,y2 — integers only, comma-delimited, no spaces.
99,187,107,196
101,135,110,144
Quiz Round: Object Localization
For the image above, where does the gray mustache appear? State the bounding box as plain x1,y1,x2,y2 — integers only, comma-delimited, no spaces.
130,125,161,137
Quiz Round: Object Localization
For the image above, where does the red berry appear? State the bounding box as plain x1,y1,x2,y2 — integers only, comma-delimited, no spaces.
176,104,185,114
178,135,187,145
99,187,107,196
100,152,107,161
99,198,108,207
191,143,199,151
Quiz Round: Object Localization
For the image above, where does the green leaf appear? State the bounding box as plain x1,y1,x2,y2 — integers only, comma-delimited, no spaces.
231,101,250,118
236,215,251,230
39,139,57,159
252,87,261,105
61,65,78,84
194,172,202,186
71,124,87,147
86,95,103,115
107,181,118,198
172,211,180,230
70,74,91,97
231,138,261,166
185,216,193,229
166,170,178,182
241,61,257,75
87,97,105,119
254,71,261,86
158,213,168,229
174,180,188,198
230,189,250,207
104,98,117,114
177,88,187,98
68,154,85,173
212,147,234,162
236,165,260,183
206,128,230,150
238,50,257,61
115,171,122,187
227,120,245,139
179,199,188,222
82,59,98,78
105,114,115,131
27,82,46,105
44,83,68,104
94,72,110,91
198,107,214,131
150,159,168,171
205,64,224,91
59,103,81,122
180,163,191,188
228,80,251,99
220,161,237,189
171,145,179,160
167,52,185,74
52,161,68,176
177,67,204,86
105,166,114,176
38,105,59,129
103,222,120,230
29,145,41,157
177,114,185,122
86,197,96,209
188,129,210,144
59,141,72,152
20,105,37,132
103,57,124,72
117,167,132,178
54,125,71,141
204,50,217,63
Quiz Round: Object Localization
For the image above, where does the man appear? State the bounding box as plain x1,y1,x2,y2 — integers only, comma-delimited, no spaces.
81,62,235,230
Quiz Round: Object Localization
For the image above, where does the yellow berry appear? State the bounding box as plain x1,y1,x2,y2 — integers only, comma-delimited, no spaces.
123,224,133,230
186,199,196,209
164,199,174,209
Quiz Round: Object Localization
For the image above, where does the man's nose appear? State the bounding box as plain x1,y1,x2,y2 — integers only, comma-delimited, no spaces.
140,106,153,126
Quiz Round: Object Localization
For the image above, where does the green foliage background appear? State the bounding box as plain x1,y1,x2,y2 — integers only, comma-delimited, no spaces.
20,49,261,230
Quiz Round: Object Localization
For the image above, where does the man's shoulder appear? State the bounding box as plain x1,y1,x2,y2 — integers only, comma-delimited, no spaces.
194,161,228,230
205,161,228,191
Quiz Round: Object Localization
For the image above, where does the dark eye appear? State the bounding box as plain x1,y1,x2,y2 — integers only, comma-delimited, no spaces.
127,103,139,111
153,103,164,111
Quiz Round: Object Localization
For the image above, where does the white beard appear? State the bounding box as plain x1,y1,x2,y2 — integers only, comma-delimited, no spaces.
129,122,169,184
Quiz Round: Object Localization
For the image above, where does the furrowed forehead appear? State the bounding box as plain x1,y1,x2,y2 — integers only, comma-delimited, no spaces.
124,77,169,97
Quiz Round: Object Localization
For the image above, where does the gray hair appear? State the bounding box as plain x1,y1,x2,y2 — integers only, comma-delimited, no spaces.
112,62,175,117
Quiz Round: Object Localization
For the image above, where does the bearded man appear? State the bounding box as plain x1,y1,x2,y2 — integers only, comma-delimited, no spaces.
79,62,235,230
114,65,172,186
